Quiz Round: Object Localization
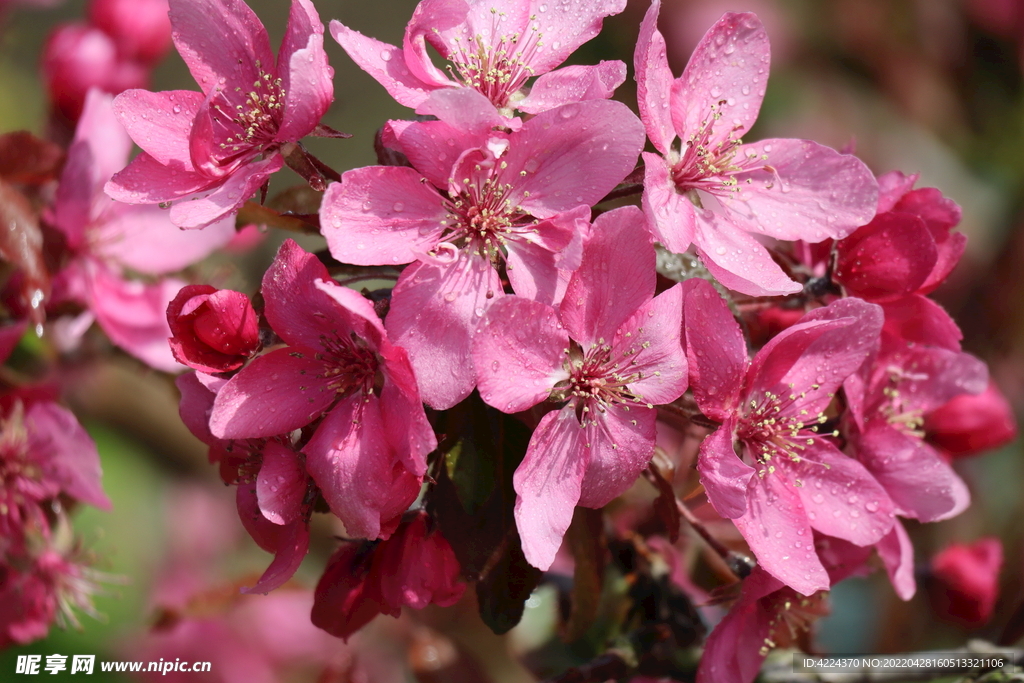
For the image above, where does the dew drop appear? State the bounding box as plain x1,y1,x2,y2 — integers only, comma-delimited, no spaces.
380,50,393,62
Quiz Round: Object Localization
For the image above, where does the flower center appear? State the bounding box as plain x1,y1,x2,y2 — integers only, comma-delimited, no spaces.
736,384,835,478
759,589,829,656
670,103,769,198
214,61,286,158
879,367,926,437
313,331,380,398
440,9,544,109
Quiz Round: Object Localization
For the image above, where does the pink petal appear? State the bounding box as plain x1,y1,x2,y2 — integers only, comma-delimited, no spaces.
379,348,436,477
642,152,695,253
920,231,966,294
880,295,962,351
634,1,676,154
26,402,110,510
693,210,801,296
877,170,918,212
880,346,988,415
504,208,587,306
304,397,421,539
168,0,274,98
616,283,688,405
726,139,879,242
561,206,654,346
671,12,769,150
877,521,916,601
175,371,218,445
682,278,748,421
857,422,970,522
513,405,589,570
835,213,936,301
93,203,235,275
383,117,491,190
505,100,645,218
330,21,433,109
209,348,335,439
105,152,213,204
321,166,448,266
276,3,333,144
517,61,626,115
386,256,502,410
256,441,307,525
473,296,568,414
925,380,1018,457
168,155,283,229
241,517,310,595
734,474,829,595
697,420,754,519
0,320,27,366
402,0,471,91
520,0,626,75
795,441,895,546
111,89,201,167
578,404,657,508
415,88,507,134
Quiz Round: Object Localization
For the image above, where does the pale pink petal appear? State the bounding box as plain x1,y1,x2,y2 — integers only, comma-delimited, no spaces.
105,152,213,204
304,396,421,539
505,100,645,218
513,405,588,570
877,521,916,601
26,402,110,510
616,283,688,405
634,1,675,154
330,21,433,109
521,0,626,74
857,422,970,522
671,12,769,149
877,170,918,212
93,204,235,275
415,88,507,134
175,371,218,445
578,404,657,508
168,0,274,98
560,206,654,346
383,118,492,190
726,139,879,242
693,210,801,296
880,295,963,351
256,441,307,525
697,420,753,519
682,278,748,421
642,152,695,252
734,474,828,595
504,222,579,306
795,441,894,546
386,256,502,410
517,61,626,115
209,349,334,439
321,166,448,266
403,0,470,90
111,89,202,167
378,345,436,477
168,155,283,229
276,4,333,143
473,296,569,414
241,518,310,595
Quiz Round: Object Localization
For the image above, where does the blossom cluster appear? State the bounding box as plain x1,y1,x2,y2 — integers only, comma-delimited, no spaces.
2,0,1017,679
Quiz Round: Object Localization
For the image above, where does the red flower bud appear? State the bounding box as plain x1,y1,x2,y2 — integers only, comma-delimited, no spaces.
167,285,260,373
87,0,171,66
930,538,1003,625
926,381,1018,458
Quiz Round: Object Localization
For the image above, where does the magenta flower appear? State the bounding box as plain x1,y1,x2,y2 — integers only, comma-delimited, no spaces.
208,240,436,540
635,2,878,295
321,92,644,409
104,0,333,229
48,89,234,371
844,342,987,524
930,537,1003,625
472,207,688,569
332,0,627,117
684,280,894,595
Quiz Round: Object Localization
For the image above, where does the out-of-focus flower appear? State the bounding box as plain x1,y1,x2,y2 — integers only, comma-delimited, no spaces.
925,380,1018,458
312,511,465,641
332,0,626,117
167,285,260,374
474,207,687,569
930,537,1003,626
88,0,171,66
635,2,877,296
106,0,334,229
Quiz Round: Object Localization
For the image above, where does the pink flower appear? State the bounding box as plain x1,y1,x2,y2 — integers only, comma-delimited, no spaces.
88,0,172,66
684,281,894,595
321,92,643,409
104,0,333,229
312,510,465,641
209,240,436,539
925,380,1018,458
844,342,987,524
48,89,234,371
472,207,688,569
167,285,261,373
930,537,1003,625
332,0,627,117
635,3,877,295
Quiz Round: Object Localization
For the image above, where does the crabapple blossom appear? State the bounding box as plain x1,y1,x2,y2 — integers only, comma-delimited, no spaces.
167,285,261,373
105,0,334,229
636,1,878,295
930,537,1003,625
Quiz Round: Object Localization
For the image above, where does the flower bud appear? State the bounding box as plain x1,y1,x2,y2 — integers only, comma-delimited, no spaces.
167,285,260,373
87,0,171,66
930,538,1003,625
926,381,1018,458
